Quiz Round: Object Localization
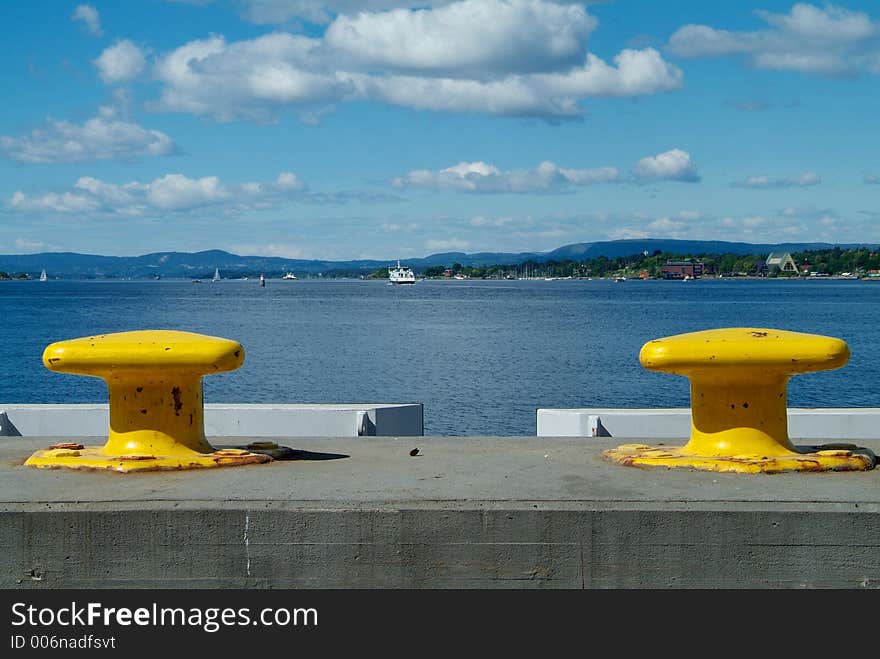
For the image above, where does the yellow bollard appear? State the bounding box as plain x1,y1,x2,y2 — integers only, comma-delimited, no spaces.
603,328,876,473
25,330,272,472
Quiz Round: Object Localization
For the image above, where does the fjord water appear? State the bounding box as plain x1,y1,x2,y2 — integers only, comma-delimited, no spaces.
2,278,879,436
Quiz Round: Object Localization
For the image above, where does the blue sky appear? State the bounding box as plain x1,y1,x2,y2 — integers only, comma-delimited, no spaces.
1,0,878,259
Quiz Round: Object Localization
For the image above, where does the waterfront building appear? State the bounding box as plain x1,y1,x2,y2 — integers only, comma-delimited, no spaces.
660,259,704,279
765,252,798,274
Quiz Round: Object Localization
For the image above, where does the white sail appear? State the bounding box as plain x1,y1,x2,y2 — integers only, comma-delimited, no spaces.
212,268,220,282
39,269,47,282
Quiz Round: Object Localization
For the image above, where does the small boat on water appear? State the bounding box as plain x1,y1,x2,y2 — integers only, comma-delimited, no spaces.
388,260,415,285
212,268,220,282
39,269,47,282
282,272,298,280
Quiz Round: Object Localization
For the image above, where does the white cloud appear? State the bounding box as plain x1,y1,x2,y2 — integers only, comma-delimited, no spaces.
392,159,622,192
325,0,595,76
669,3,880,76
348,47,681,117
14,238,61,252
95,40,147,84
470,215,514,227
531,48,683,97
72,4,102,37
154,33,348,121
426,237,472,250
145,174,228,210
183,1,589,26
732,171,822,188
277,171,305,189
632,149,700,182
6,171,313,218
8,190,99,214
865,175,880,184
576,208,837,243
152,3,682,121
0,110,175,163
647,217,686,233
394,150,698,191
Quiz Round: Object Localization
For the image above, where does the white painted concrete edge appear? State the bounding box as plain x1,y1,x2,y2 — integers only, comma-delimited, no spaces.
0,403,424,438
537,407,880,440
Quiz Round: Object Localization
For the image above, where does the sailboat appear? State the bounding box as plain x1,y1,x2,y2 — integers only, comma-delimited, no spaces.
39,269,47,282
212,268,220,282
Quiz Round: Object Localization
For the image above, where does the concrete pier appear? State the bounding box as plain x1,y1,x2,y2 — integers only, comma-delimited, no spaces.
2,435,878,588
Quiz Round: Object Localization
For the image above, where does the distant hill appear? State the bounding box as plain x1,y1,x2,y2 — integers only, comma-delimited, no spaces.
1,240,875,279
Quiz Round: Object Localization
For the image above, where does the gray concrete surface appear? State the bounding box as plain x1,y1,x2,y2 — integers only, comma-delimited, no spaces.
2,436,879,589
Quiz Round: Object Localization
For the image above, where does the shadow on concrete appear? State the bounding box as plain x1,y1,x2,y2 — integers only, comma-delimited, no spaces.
278,449,350,461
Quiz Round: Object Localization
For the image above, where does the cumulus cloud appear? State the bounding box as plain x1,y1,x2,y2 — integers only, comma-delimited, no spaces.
72,4,102,37
0,107,175,163
276,171,305,189
602,209,815,242
392,160,621,192
181,1,589,26
632,149,699,182
731,171,821,188
6,171,397,218
393,149,698,192
470,215,514,227
95,40,147,84
669,3,880,76
152,1,682,121
324,0,595,76
426,237,472,250
8,190,100,214
14,238,62,253
6,171,310,217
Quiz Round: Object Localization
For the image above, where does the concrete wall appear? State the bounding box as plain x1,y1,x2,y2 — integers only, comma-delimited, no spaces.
5,507,878,588
2,436,878,589
0,403,423,438
537,407,880,440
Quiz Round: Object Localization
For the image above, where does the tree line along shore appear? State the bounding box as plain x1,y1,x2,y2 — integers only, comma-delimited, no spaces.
368,247,880,280
5,247,880,281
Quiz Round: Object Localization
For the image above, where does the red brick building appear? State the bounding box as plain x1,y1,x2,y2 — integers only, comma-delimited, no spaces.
660,260,704,279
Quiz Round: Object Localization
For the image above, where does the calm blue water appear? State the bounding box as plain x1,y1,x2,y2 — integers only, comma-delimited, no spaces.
1,278,879,435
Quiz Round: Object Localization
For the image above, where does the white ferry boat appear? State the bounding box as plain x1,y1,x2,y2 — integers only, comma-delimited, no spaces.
388,260,416,284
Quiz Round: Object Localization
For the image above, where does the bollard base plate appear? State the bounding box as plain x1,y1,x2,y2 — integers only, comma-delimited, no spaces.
23,444,272,473
603,443,876,474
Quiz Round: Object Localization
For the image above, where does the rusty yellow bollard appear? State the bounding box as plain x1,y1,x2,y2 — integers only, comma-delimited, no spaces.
603,328,876,473
25,330,272,472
